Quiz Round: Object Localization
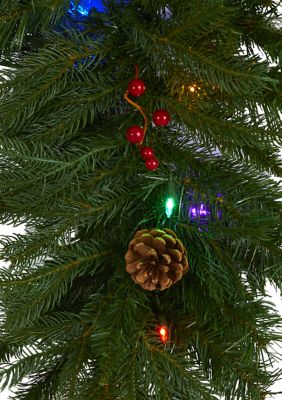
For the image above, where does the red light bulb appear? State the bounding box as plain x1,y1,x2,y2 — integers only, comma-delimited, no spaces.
158,325,169,343
128,79,146,97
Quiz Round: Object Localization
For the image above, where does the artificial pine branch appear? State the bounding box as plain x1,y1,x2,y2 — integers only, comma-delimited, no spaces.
0,0,281,399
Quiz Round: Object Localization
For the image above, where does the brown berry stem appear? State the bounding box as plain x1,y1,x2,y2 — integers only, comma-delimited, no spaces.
134,64,140,79
124,90,148,146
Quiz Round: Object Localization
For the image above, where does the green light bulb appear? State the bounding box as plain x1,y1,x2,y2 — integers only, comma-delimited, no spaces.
166,197,175,218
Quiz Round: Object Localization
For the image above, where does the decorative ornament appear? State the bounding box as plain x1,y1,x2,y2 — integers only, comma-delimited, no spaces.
124,66,174,170
125,228,189,291
140,146,154,160
124,65,159,171
152,109,171,127
128,79,146,97
157,325,169,343
124,66,148,148
126,125,144,144
145,157,159,171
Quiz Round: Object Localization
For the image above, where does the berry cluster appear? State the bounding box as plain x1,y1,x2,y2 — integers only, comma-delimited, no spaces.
126,77,171,171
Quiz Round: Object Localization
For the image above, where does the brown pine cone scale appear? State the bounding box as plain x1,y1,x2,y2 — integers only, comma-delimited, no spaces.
125,228,189,291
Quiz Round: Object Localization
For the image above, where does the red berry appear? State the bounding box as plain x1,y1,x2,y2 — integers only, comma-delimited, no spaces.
140,146,154,160
145,157,159,171
128,79,146,97
126,125,144,144
152,109,171,126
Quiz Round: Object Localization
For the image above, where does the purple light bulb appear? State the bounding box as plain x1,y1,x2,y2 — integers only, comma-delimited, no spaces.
189,206,197,218
199,203,208,216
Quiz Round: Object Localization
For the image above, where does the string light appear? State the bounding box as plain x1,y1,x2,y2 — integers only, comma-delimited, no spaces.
216,193,224,204
165,197,175,218
158,325,169,343
188,83,203,96
189,203,210,220
69,0,105,16
177,82,210,104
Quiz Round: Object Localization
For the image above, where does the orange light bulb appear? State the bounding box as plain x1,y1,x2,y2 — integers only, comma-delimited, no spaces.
158,325,169,343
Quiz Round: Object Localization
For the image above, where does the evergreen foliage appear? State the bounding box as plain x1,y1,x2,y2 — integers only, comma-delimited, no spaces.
0,0,281,398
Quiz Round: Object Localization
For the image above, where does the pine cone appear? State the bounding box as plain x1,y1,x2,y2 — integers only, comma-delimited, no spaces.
125,228,189,291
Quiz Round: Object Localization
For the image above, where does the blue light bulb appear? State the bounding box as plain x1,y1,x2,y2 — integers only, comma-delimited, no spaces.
69,0,106,16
